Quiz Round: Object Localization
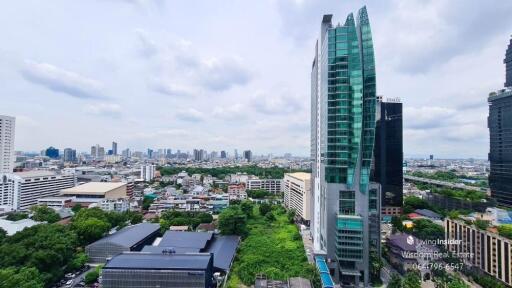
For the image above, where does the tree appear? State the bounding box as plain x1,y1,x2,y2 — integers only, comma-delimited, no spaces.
240,201,254,217
0,228,6,243
129,212,143,224
73,218,110,245
142,196,155,210
370,251,383,282
474,219,489,230
0,267,44,288
403,271,421,288
498,224,512,239
259,202,272,216
5,212,28,221
412,219,444,241
218,206,247,237
67,252,88,272
388,273,402,288
31,206,61,223
71,204,82,213
265,212,275,222
247,189,270,199
287,209,296,224
84,270,99,285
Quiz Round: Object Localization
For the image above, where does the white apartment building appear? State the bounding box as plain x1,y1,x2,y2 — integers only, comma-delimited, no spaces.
140,165,156,182
99,198,129,212
0,171,76,211
283,172,311,224
0,115,15,173
246,179,283,194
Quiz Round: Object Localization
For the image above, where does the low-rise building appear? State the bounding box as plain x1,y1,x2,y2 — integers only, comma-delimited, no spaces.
60,182,127,199
228,183,247,200
85,222,160,263
37,196,74,209
246,179,283,194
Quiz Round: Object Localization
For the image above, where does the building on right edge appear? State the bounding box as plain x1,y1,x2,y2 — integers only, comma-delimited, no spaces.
310,6,380,287
489,36,512,207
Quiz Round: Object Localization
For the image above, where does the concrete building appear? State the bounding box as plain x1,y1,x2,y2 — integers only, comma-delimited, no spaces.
227,183,247,200
61,182,127,200
140,164,156,182
246,179,283,194
283,172,311,224
310,7,380,286
243,150,252,162
112,141,118,155
63,148,77,163
0,115,15,173
0,171,76,211
445,218,512,286
37,196,74,209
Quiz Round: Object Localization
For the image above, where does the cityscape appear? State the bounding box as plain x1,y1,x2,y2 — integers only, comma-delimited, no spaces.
1,1,512,288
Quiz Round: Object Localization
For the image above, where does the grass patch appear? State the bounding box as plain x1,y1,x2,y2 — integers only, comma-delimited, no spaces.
226,206,318,287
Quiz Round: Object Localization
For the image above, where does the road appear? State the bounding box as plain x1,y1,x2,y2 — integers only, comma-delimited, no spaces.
57,267,94,288
404,175,488,193
300,227,314,263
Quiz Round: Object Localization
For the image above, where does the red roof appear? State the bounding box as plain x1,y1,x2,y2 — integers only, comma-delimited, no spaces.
407,213,422,219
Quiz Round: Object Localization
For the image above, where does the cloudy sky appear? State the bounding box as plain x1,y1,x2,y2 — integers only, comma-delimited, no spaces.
1,0,511,158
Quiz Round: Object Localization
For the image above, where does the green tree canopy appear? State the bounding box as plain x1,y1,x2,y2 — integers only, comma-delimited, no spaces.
31,206,61,223
218,206,248,237
0,267,44,288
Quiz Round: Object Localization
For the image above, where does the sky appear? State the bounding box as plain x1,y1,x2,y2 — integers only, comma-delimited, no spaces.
1,0,511,158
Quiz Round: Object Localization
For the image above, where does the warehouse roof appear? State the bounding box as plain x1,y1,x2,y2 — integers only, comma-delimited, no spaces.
206,235,240,271
158,231,213,250
61,182,126,196
88,223,160,248
141,246,201,254
104,252,212,270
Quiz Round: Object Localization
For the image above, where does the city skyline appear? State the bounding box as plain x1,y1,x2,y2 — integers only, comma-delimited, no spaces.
1,1,512,158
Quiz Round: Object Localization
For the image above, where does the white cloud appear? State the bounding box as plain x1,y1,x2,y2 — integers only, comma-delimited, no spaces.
176,108,205,122
83,103,122,117
21,60,106,99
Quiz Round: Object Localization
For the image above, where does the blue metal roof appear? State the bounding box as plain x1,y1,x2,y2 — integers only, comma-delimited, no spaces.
104,252,212,270
158,231,213,250
206,235,240,271
88,223,160,249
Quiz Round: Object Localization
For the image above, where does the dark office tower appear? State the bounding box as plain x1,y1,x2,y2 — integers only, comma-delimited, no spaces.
220,151,227,159
112,142,118,155
243,150,252,162
45,146,59,159
489,88,512,207
505,36,512,87
372,98,403,214
311,7,379,286
147,149,153,159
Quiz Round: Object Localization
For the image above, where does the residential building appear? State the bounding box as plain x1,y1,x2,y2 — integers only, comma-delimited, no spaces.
193,149,205,162
0,115,15,173
283,172,311,224
85,222,160,263
246,179,283,194
122,148,131,159
0,171,76,211
45,146,59,159
99,198,130,212
243,150,252,162
310,7,380,286
372,97,403,214
228,183,247,200
91,144,105,160
63,148,77,163
37,196,74,209
140,164,156,182
445,218,512,286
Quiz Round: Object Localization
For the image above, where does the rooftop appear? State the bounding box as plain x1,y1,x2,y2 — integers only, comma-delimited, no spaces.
285,172,311,181
87,223,160,248
61,182,126,195
104,252,212,270
388,233,417,252
158,231,213,250
14,170,57,178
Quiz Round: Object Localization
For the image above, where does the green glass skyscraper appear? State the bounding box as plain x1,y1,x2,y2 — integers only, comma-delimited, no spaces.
311,6,380,286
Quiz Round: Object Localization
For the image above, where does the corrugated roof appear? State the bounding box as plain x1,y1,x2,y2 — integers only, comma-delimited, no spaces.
61,182,126,195
104,252,211,270
88,223,160,248
206,235,240,271
141,246,200,254
158,231,213,250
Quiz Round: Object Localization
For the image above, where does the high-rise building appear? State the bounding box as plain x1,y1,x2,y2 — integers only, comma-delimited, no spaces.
310,7,380,286
91,144,105,160
243,150,252,162
140,165,156,182
505,36,512,88
63,148,77,163
372,97,403,215
0,115,15,173
147,149,154,159
122,148,131,159
112,142,118,155
220,151,227,159
193,149,204,162
489,38,512,207
283,172,311,225
45,146,60,159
